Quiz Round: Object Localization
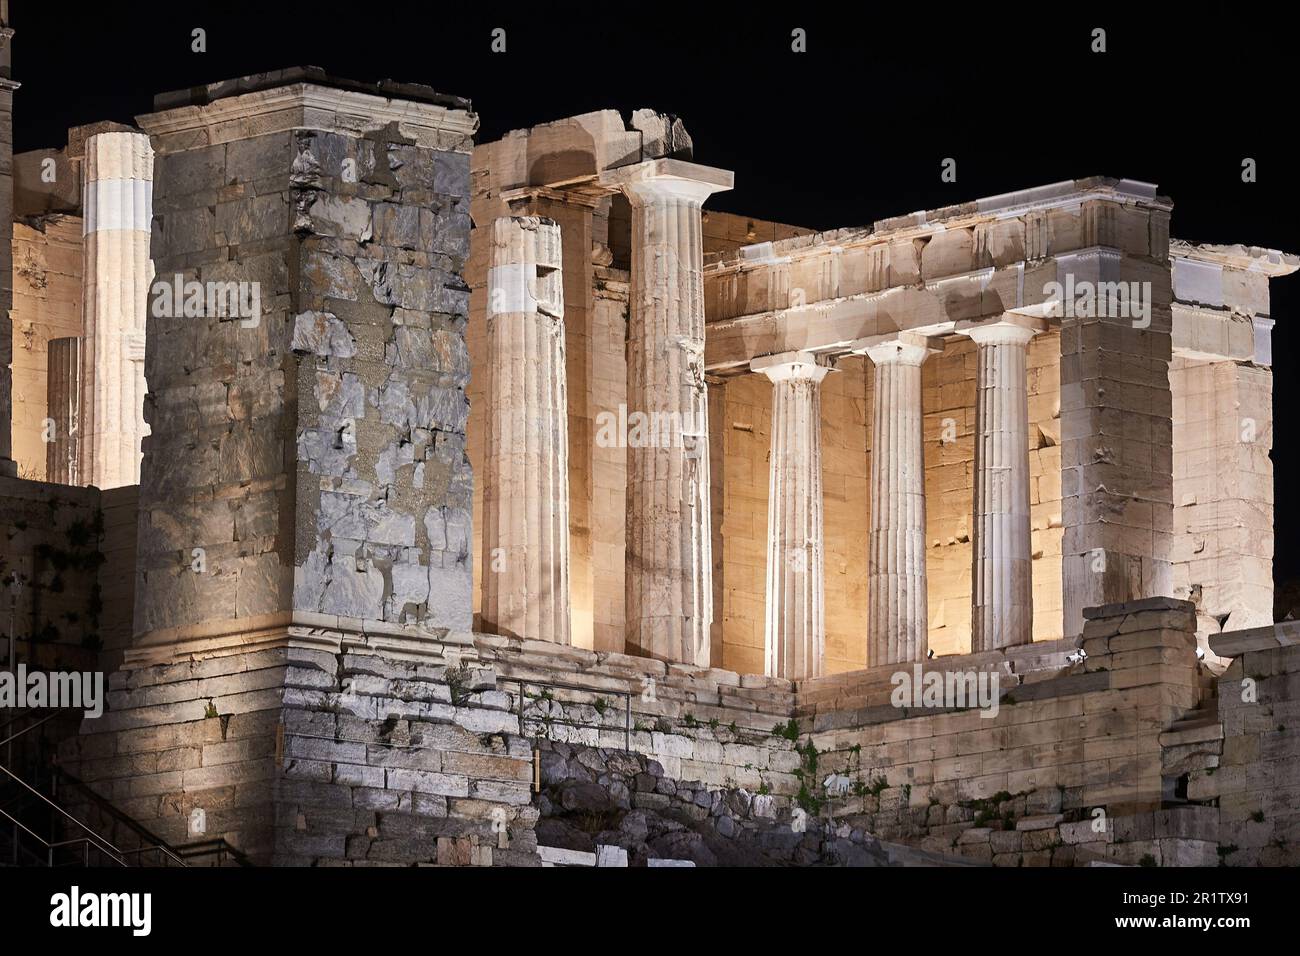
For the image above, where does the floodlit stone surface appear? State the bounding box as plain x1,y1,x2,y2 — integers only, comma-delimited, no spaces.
861,335,940,665
752,351,830,678
79,130,153,489
605,159,733,666
45,335,78,484
963,315,1045,651
479,216,571,643
132,76,477,648
8,81,1300,866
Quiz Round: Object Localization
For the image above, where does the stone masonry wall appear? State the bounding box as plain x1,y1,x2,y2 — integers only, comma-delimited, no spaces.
57,637,536,866
1170,356,1273,648
136,80,476,647
1193,624,1300,865
55,595,1300,866
0,475,105,672
9,215,83,481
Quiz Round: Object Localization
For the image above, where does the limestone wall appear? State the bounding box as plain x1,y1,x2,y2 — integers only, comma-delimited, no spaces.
1195,624,1300,865
9,215,83,481
134,80,476,648
57,639,538,866
1170,358,1273,642
97,485,137,670
53,591,1300,866
924,333,1064,655
0,475,104,671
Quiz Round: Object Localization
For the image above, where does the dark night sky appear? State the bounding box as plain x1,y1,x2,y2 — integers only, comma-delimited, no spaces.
11,4,1300,582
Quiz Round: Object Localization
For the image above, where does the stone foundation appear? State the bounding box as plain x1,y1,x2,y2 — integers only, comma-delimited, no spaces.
55,595,1300,865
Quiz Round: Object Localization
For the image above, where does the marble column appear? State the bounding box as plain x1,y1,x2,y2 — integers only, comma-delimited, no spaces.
752,352,830,679
602,159,733,665
480,216,572,643
861,335,941,666
964,315,1044,651
80,129,153,489
46,336,80,486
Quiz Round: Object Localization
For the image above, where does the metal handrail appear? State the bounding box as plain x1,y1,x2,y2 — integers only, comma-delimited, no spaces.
51,769,188,867
0,806,127,867
0,710,61,748
0,706,56,738
0,762,130,863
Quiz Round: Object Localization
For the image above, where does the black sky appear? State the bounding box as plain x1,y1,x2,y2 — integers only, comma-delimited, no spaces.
11,3,1300,583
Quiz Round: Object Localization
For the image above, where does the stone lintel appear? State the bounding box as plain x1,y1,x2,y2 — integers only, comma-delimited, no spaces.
1170,239,1300,278
1081,596,1196,621
1209,620,1299,658
138,76,478,153
500,183,607,210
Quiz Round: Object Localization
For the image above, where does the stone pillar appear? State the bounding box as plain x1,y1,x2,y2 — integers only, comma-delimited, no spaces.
46,336,80,485
963,315,1045,651
133,71,479,650
0,10,16,477
1057,235,1174,638
602,159,732,665
752,352,830,679
480,216,571,643
861,334,941,666
80,130,153,489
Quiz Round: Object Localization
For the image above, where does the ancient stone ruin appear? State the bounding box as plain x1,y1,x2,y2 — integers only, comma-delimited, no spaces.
2,43,1298,867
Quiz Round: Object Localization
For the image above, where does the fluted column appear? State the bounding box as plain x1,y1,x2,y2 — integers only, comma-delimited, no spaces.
753,352,830,679
964,315,1045,651
861,335,941,666
46,336,80,486
603,159,733,665
480,216,571,643
81,130,153,489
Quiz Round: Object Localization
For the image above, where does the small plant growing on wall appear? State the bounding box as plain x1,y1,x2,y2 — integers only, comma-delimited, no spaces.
772,718,799,742
444,663,472,706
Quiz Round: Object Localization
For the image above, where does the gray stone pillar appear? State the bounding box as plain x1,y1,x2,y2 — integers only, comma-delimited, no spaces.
602,158,732,665
480,215,571,643
80,130,153,489
133,72,479,652
0,12,17,477
752,351,830,679
1057,241,1174,637
46,336,80,485
860,334,941,666
964,315,1045,651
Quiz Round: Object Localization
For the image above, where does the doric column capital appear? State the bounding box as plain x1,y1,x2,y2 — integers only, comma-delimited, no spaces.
600,157,733,207
957,313,1048,348
750,350,832,384
851,331,944,367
